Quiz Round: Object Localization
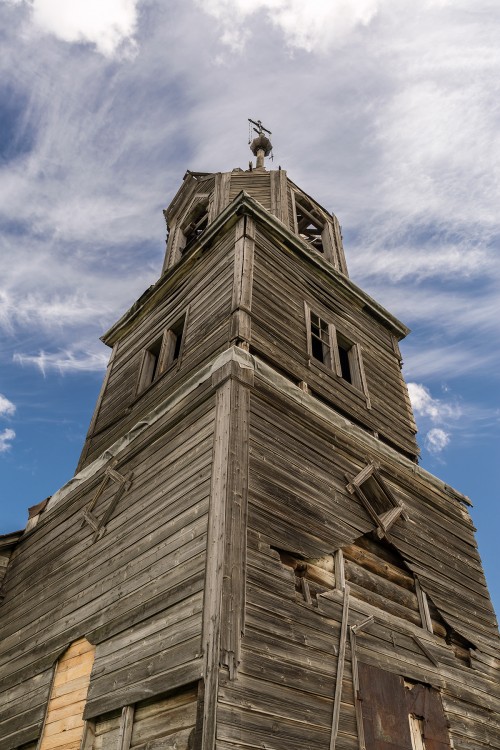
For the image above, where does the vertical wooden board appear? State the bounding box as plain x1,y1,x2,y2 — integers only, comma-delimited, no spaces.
221,377,250,678
202,378,233,750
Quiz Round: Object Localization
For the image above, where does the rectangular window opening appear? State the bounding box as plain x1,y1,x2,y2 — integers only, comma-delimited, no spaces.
170,315,186,363
182,203,209,252
138,314,186,393
338,341,352,383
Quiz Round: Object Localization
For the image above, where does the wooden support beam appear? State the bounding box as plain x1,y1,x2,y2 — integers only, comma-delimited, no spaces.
117,705,134,750
349,629,366,750
334,549,345,591
415,576,433,632
80,721,95,750
202,365,251,750
329,584,350,750
412,635,439,667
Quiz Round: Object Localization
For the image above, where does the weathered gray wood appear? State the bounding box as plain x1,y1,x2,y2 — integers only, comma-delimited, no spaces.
349,630,366,750
202,376,232,750
117,706,134,750
80,720,95,750
330,585,350,750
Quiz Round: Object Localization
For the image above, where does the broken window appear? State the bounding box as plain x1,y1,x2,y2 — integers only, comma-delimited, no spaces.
138,314,186,393
310,311,333,367
306,306,369,401
346,462,405,537
294,195,327,253
181,199,209,253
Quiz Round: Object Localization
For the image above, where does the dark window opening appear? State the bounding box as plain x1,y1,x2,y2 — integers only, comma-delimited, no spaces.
170,315,185,363
148,336,163,382
310,312,331,365
337,332,358,386
138,315,186,393
338,342,352,382
362,475,393,517
182,203,209,252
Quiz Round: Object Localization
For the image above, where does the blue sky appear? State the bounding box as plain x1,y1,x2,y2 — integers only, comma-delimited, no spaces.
0,0,498,616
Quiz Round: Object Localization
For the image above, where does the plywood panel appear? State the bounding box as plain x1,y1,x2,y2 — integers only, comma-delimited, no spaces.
39,639,95,750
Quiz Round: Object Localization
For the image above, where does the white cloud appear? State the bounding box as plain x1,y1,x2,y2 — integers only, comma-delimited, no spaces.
19,0,141,57
0,395,16,417
408,383,462,455
408,383,460,422
198,0,382,52
0,428,15,453
14,349,109,375
425,427,450,454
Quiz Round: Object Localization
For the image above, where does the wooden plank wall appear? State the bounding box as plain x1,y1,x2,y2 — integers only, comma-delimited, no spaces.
79,228,235,469
250,229,419,458
215,383,499,750
0,391,215,749
229,172,272,212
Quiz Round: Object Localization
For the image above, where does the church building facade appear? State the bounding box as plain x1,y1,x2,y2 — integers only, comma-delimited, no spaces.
0,130,498,750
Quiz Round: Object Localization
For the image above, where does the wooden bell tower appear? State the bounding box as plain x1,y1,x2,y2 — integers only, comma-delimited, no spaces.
0,124,498,750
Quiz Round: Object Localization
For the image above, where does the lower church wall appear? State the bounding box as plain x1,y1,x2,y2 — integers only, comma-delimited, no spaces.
213,385,500,750
0,395,215,750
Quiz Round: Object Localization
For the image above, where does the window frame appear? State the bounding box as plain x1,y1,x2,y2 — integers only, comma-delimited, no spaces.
136,310,188,395
346,461,406,537
305,303,370,405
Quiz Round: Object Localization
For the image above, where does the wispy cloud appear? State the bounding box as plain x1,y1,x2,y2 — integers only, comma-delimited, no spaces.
14,347,108,375
0,395,16,417
0,428,15,453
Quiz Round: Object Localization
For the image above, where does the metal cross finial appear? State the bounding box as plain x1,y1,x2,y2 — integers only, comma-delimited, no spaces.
248,118,273,168
248,118,272,137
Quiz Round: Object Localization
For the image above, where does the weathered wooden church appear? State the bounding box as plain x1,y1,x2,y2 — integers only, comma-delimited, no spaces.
1,125,499,750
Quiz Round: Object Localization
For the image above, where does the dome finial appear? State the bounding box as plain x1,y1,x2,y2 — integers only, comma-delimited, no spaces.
248,118,273,169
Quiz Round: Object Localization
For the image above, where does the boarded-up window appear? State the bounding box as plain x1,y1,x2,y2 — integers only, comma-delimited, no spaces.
406,682,451,750
130,687,197,749
39,637,95,750
358,663,451,750
90,687,197,750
